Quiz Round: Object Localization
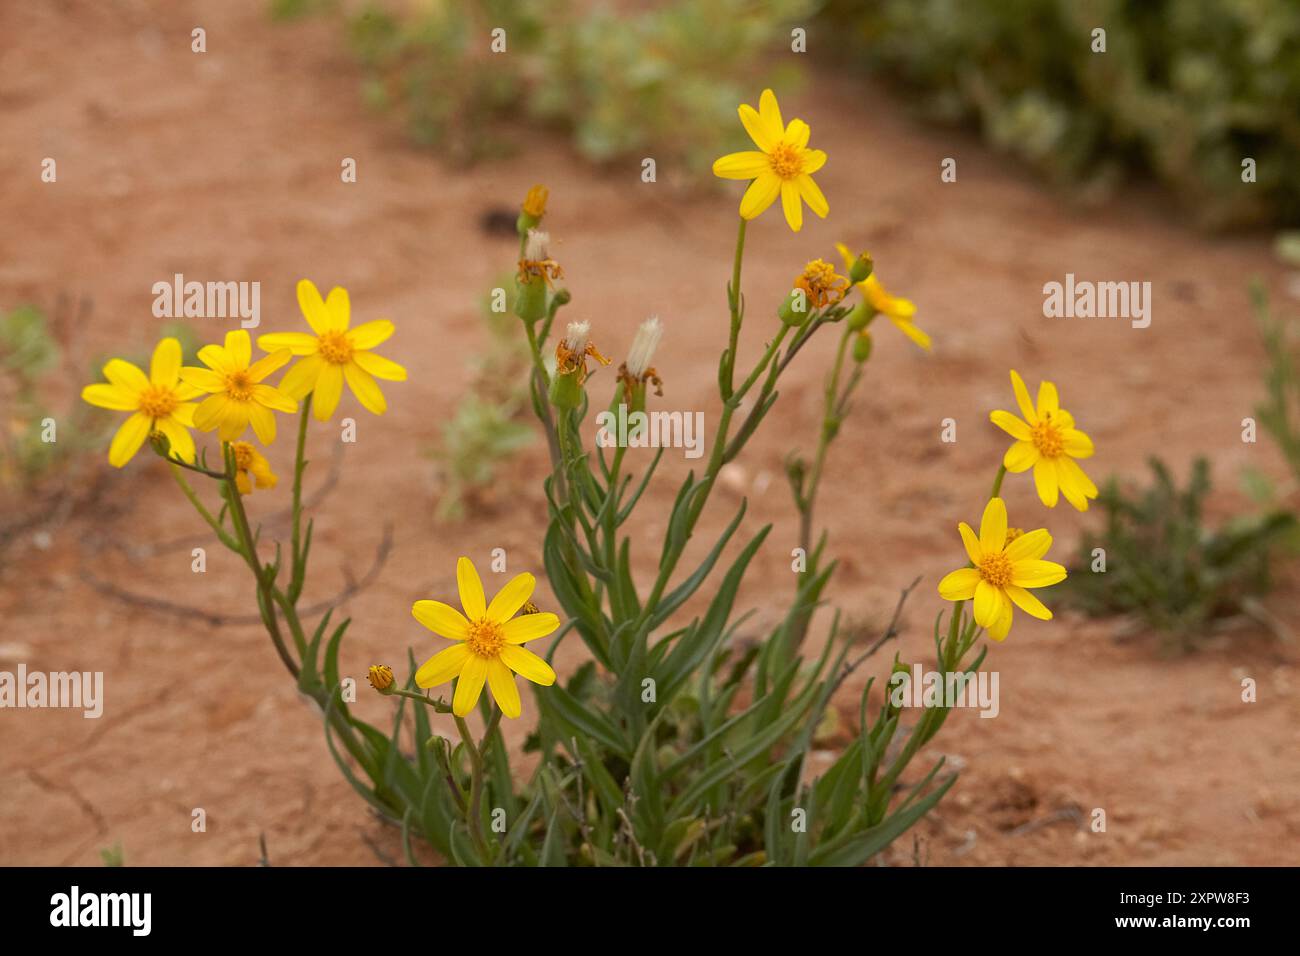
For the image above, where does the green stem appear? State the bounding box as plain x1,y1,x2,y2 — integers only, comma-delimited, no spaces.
722,217,747,397
990,464,1008,499
455,708,503,863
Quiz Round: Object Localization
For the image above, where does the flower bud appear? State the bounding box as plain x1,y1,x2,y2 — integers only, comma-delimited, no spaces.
550,320,609,409
777,289,810,326
849,252,874,284
846,301,875,331
366,664,396,693
516,229,562,324
852,331,873,363
517,184,548,235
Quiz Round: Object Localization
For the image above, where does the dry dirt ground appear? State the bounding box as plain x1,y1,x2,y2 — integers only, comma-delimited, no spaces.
1,0,1298,867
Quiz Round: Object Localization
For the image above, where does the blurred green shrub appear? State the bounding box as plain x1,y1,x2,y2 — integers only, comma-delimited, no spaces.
1063,457,1295,651
824,0,1300,228
272,0,813,171
0,306,70,492
428,277,535,520
1252,282,1300,485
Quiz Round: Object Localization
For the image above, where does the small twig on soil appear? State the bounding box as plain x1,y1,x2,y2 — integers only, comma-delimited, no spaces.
1008,805,1084,837
831,576,919,697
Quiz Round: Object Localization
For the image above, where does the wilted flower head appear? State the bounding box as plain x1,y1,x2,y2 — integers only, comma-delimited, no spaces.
795,259,850,309
522,185,548,219
619,316,665,404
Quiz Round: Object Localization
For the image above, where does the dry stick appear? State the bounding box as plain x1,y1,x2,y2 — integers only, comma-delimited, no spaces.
830,577,920,698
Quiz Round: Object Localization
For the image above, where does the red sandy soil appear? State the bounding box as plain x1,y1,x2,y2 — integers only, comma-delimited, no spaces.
1,0,1298,867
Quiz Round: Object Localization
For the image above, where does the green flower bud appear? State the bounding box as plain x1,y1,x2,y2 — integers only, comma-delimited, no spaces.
549,368,583,409
846,301,876,331
852,331,873,363
777,289,810,326
849,252,874,284
515,275,547,323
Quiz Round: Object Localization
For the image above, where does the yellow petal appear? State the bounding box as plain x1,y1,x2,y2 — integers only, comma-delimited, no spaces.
156,416,195,464
312,363,344,420
712,151,770,180
990,410,1031,441
217,401,250,442
324,286,351,331
352,350,407,382
1006,585,1053,620
179,366,226,393
250,384,296,414
452,655,488,717
802,149,827,174
415,642,470,688
499,644,556,686
1059,455,1098,498
1037,380,1060,418
297,279,330,335
987,601,1013,641
103,358,149,395
257,332,319,356
279,354,324,400
151,337,182,386
248,402,276,445
1011,559,1067,588
1062,428,1094,459
1004,528,1052,562
457,556,487,620
346,320,395,350
172,401,198,427
82,383,137,411
1003,439,1039,473
108,412,151,467
196,344,233,374
978,497,1008,555
739,173,781,220
958,521,983,564
248,348,291,382
411,600,471,640
501,612,561,645
796,173,828,219
757,88,784,141
486,658,522,719
486,572,536,623
784,118,810,149
343,361,386,415
938,567,980,601
738,103,777,152
225,330,252,369
780,179,803,232
1009,370,1037,425
973,579,1006,629
193,394,229,432
890,317,931,351
1033,457,1060,508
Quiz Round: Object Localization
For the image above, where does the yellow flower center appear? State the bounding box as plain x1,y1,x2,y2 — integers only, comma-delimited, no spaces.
1031,414,1064,458
231,441,256,470
138,384,179,420
224,370,255,402
466,619,505,659
978,551,1014,588
318,330,354,365
769,143,804,179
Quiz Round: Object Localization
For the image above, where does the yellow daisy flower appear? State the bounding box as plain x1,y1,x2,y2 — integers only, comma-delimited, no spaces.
81,337,202,467
257,279,406,422
179,330,296,443
836,243,930,351
230,441,278,495
411,557,560,719
712,88,828,232
990,370,1098,511
937,497,1067,641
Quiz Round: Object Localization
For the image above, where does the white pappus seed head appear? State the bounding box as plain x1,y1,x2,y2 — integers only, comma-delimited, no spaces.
626,315,663,378
563,320,591,352
525,228,550,261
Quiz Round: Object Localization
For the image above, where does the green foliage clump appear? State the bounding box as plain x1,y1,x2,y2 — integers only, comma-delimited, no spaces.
1063,457,1294,650
0,306,69,491
825,0,1300,228
273,0,814,172
1252,282,1300,485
